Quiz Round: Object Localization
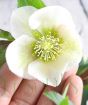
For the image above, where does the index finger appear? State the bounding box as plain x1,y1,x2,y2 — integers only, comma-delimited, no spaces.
0,64,22,105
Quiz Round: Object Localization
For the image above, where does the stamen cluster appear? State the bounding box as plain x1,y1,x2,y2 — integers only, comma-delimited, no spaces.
33,32,63,62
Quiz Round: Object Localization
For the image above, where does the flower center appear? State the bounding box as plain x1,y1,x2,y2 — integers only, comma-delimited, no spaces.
33,34,63,62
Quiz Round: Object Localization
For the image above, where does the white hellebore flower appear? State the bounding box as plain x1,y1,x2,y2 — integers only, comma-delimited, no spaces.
6,6,82,87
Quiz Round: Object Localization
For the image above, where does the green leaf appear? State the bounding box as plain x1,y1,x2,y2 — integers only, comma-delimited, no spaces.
0,41,11,47
44,91,73,105
81,86,88,105
0,30,13,67
44,84,73,105
0,46,6,67
0,41,11,67
18,0,46,9
0,29,14,41
44,91,62,105
60,97,69,105
77,57,88,75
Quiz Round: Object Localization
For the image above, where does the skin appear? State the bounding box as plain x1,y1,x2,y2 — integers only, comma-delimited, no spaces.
0,64,83,105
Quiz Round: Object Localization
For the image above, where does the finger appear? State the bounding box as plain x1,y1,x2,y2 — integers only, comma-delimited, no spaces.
63,75,83,105
63,65,78,81
57,68,79,93
56,68,79,93
10,79,45,105
0,64,22,105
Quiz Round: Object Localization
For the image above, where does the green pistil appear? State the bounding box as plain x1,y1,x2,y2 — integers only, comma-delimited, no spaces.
32,31,63,62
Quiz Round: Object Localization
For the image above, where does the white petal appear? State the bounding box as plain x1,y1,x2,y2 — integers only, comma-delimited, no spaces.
57,25,82,65
6,35,35,79
28,55,69,87
11,6,37,39
29,6,75,30
28,26,82,86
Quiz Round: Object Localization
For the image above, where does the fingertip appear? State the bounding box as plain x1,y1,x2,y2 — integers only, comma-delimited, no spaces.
63,75,83,105
63,64,79,81
63,69,77,81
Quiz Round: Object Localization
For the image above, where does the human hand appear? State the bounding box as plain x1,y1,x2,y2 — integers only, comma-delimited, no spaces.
0,64,83,105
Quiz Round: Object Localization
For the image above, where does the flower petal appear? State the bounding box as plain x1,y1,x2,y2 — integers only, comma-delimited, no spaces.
11,6,37,39
6,35,35,79
28,55,69,87
28,26,82,86
57,25,82,65
29,6,75,30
